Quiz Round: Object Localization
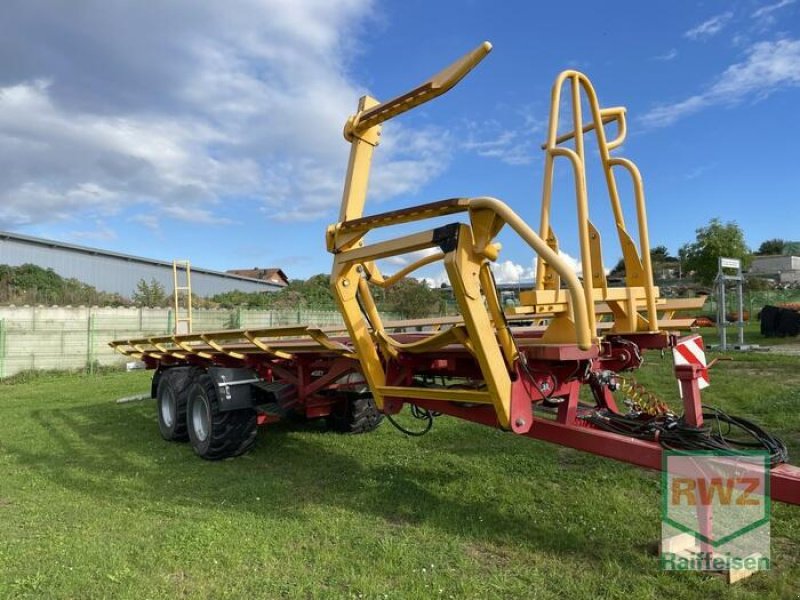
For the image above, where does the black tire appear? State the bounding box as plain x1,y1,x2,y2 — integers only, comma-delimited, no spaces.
186,373,258,460
760,305,780,337
156,367,196,442
326,395,384,434
777,308,800,337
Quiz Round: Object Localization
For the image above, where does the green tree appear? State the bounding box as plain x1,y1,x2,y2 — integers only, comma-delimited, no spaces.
212,289,272,309
649,245,670,262
211,275,335,310
755,238,785,256
745,275,772,291
609,246,677,278
289,274,334,307
132,278,167,307
384,277,440,318
0,263,129,305
678,219,750,285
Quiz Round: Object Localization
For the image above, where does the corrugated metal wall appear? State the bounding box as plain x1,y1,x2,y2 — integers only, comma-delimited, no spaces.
0,232,279,297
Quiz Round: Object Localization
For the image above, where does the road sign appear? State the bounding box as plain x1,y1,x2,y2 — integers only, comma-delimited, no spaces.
719,257,741,270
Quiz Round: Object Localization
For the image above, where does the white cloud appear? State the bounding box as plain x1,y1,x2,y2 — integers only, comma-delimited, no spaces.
0,78,259,226
685,12,733,40
462,107,546,166
161,205,236,225
370,125,453,202
491,259,535,283
129,214,160,231
0,1,452,229
654,49,678,61
753,0,796,19
641,38,800,128
65,221,118,243
421,270,449,289
382,247,442,267
419,249,584,289
463,130,535,165
490,251,583,284
684,162,718,180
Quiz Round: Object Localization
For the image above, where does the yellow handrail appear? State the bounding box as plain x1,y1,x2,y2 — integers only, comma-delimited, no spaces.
468,196,592,350
535,70,658,332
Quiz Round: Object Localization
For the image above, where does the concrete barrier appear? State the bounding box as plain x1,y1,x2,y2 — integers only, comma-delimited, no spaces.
0,305,391,379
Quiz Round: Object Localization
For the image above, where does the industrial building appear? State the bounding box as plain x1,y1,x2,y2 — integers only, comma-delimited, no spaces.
750,255,800,284
226,268,289,287
0,231,282,297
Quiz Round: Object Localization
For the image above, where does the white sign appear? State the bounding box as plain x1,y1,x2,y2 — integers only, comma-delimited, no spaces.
719,257,741,270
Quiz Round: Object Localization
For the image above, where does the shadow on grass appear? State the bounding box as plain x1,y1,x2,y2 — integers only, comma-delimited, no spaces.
1,399,627,564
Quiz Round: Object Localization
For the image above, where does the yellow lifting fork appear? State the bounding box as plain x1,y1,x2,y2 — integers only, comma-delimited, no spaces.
111,42,708,440
327,43,598,432
523,71,661,340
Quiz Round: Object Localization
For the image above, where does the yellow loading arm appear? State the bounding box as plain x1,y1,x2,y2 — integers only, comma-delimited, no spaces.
526,71,660,340
327,43,595,432
113,43,702,437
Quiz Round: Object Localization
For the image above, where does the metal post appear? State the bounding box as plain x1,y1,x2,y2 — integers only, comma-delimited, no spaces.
717,257,746,351
0,318,6,379
87,312,96,374
719,277,727,351
166,309,173,335
737,278,745,346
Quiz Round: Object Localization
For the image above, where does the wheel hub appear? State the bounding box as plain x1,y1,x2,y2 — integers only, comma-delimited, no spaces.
192,395,210,442
160,388,174,427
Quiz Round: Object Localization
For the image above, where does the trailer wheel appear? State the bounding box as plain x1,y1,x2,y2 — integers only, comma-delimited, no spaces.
156,367,196,442
186,373,258,460
327,395,383,434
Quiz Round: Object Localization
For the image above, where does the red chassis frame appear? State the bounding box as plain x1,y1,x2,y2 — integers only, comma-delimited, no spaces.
380,331,800,506
143,331,800,506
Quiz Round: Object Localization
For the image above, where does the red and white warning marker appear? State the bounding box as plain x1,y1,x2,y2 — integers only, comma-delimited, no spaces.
673,334,710,397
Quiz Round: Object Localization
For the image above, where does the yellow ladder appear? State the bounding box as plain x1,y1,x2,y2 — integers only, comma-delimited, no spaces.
172,260,193,334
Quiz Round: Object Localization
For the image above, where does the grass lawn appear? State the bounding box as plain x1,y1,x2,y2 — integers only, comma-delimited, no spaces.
696,321,800,348
1,350,799,599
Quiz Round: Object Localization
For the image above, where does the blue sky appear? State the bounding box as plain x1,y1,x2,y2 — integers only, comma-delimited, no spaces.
0,0,798,286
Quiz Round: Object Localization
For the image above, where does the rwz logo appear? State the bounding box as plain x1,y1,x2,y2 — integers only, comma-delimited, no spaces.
661,451,771,568
670,477,761,507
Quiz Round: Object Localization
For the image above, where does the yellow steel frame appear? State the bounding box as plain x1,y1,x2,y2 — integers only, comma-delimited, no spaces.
112,42,700,433
327,43,600,430
531,71,659,338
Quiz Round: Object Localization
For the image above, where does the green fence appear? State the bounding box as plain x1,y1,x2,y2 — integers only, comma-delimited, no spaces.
0,306,402,379
704,289,800,318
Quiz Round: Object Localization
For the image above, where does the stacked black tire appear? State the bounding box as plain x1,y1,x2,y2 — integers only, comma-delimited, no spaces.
155,366,196,442
760,305,800,338
155,367,257,461
154,369,383,461
326,394,384,434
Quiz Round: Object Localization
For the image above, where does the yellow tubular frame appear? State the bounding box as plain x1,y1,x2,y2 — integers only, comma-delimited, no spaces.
325,46,668,431
111,45,686,434
326,44,608,430
328,192,593,429
534,70,659,335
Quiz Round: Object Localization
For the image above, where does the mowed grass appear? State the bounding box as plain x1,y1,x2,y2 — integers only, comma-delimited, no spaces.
1,352,800,599
695,321,800,348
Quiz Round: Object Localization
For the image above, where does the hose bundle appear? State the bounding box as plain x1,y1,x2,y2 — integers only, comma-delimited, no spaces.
583,405,788,468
